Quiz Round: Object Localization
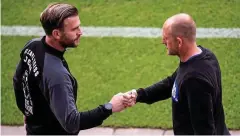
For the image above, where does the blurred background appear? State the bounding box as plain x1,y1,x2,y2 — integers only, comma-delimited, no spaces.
1,0,240,130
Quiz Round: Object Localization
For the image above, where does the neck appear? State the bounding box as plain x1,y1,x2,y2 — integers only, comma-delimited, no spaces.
45,36,65,51
179,42,201,62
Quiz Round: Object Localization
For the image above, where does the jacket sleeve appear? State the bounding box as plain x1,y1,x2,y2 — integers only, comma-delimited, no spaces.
136,70,177,104
13,60,25,113
46,73,112,134
182,78,215,135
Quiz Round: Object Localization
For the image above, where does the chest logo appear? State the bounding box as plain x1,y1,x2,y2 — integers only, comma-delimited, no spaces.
172,80,179,102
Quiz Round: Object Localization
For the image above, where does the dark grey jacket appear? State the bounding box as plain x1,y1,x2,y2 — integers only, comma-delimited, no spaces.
13,36,112,135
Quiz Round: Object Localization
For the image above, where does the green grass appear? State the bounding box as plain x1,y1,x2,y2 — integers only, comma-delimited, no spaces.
1,36,240,129
2,0,240,27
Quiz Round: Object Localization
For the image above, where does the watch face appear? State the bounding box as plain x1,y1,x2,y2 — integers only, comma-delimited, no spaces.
105,103,112,110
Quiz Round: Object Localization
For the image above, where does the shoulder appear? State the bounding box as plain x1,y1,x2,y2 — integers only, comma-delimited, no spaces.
22,37,43,50
198,45,219,66
43,55,66,77
182,72,214,89
43,65,71,87
20,37,44,56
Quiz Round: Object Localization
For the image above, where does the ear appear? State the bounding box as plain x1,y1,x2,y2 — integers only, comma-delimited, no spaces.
52,29,61,40
176,37,183,48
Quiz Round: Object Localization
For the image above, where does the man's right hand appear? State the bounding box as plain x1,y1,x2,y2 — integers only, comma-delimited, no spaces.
122,89,137,107
109,93,126,112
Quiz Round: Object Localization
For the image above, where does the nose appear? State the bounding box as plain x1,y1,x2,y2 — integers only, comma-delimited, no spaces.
77,27,83,36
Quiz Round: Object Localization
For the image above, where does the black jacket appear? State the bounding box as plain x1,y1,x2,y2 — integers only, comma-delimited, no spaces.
136,46,230,135
13,36,112,135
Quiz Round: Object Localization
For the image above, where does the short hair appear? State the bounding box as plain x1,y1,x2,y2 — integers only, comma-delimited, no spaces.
170,18,196,41
40,3,78,35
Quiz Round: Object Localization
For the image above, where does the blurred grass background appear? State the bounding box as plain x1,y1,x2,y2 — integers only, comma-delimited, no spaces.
1,0,240,129
2,0,240,27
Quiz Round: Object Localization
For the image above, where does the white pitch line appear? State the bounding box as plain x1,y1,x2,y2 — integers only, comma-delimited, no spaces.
1,26,240,38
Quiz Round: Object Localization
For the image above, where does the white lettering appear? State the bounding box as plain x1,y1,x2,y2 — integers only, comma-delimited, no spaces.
26,105,33,114
34,71,39,77
32,59,36,67
27,59,32,72
22,70,33,115
23,56,28,62
23,49,39,77
27,50,31,55
29,51,32,57
24,49,28,54
31,53,35,59
33,67,37,73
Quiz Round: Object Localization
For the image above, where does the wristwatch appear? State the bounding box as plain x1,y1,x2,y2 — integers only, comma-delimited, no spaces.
104,102,113,111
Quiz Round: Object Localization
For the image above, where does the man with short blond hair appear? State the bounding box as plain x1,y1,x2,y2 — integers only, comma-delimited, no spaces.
124,13,230,135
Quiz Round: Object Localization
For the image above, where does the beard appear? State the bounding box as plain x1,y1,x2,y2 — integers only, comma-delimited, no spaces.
59,35,79,49
168,49,178,55
167,45,179,56
59,40,75,48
